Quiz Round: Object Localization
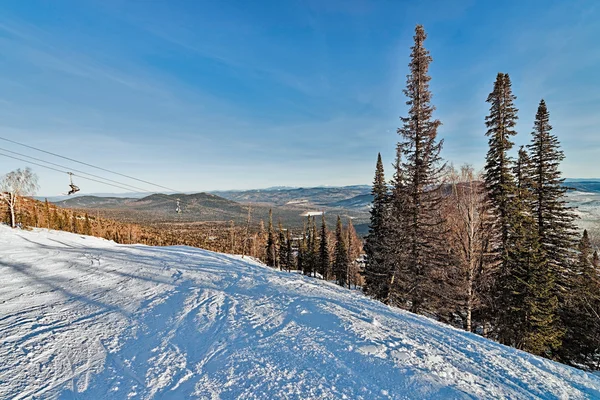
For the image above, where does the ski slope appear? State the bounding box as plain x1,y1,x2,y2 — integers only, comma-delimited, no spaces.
1,226,599,399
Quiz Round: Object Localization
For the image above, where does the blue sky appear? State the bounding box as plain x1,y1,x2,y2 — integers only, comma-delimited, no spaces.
0,0,598,195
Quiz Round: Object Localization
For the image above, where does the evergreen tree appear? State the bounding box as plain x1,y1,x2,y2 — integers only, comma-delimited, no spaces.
318,214,331,280
561,230,600,368
484,72,518,257
278,222,287,271
44,199,51,229
526,99,578,285
333,216,349,287
286,229,294,272
346,217,362,289
297,230,306,274
364,153,392,299
309,217,319,277
483,72,522,342
495,144,563,356
391,24,446,313
265,209,277,267
301,217,314,276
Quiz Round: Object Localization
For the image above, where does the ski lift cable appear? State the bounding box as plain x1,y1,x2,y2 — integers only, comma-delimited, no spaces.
0,146,155,194
0,136,183,194
0,151,142,192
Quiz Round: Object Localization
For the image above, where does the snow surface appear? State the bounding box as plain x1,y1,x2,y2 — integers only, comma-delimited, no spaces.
1,226,599,400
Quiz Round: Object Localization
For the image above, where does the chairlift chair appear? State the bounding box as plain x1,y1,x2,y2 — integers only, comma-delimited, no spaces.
67,172,80,195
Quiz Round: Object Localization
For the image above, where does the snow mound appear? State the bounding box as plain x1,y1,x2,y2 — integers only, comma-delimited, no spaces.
1,226,599,399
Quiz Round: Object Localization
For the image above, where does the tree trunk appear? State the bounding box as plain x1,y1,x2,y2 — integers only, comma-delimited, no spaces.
9,193,16,228
9,204,15,228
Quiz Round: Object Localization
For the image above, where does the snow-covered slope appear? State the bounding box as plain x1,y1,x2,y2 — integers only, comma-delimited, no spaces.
1,227,599,400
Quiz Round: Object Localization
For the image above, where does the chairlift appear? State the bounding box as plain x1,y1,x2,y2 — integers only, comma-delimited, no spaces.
67,172,80,195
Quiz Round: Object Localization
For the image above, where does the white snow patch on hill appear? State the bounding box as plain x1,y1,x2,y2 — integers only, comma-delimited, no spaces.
0,226,599,399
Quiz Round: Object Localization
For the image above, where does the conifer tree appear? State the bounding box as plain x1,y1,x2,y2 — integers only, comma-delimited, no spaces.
526,99,577,285
484,72,518,258
310,217,319,277
301,217,314,276
297,232,306,274
346,217,362,289
44,199,51,229
278,222,287,271
561,230,600,368
483,72,522,342
318,214,330,280
364,153,392,299
391,24,446,313
286,229,294,272
265,209,277,267
333,216,349,287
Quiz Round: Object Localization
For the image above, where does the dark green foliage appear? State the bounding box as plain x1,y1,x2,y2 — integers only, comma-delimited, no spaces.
286,229,294,272
560,230,600,369
333,216,349,287
364,153,393,300
265,209,277,267
318,214,331,280
527,100,578,284
483,72,522,340
278,222,288,271
391,25,446,313
484,72,519,261
309,217,319,277
297,231,307,274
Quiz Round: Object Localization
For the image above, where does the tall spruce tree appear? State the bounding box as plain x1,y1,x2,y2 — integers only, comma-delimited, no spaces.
265,209,277,267
484,72,518,259
318,214,331,280
364,153,392,299
297,230,307,274
483,72,521,343
561,230,600,368
520,100,575,357
333,216,349,287
278,222,288,271
526,99,577,284
310,217,319,277
286,229,294,272
392,24,445,313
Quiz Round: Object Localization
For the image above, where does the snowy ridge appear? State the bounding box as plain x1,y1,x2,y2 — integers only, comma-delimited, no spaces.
0,226,599,399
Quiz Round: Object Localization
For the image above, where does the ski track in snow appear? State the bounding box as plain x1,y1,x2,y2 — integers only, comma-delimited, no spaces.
0,226,599,399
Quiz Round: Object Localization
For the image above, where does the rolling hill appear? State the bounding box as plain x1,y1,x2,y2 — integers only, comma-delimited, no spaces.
53,191,371,234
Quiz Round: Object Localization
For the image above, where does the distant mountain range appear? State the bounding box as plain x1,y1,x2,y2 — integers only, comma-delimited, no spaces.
563,179,600,193
47,181,600,236
212,185,371,208
53,188,372,234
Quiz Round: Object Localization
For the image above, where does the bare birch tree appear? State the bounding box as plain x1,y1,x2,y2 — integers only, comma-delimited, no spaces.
445,165,494,332
0,168,39,228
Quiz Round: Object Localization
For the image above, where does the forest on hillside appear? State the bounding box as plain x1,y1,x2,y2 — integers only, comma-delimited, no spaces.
362,25,599,370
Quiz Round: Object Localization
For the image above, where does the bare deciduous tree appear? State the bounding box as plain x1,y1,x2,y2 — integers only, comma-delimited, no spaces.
445,165,494,332
0,167,39,228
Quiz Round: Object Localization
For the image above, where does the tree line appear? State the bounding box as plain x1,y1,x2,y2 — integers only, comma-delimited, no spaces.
264,209,364,288
363,25,600,370
0,192,365,289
